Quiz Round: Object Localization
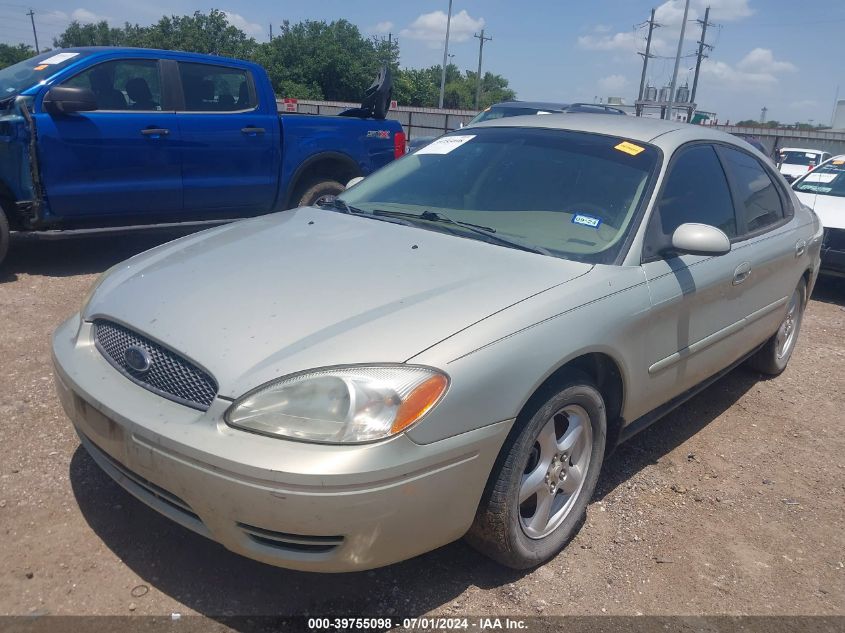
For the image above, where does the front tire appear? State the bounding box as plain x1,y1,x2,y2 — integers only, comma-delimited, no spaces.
466,374,606,569
0,201,10,268
747,279,806,375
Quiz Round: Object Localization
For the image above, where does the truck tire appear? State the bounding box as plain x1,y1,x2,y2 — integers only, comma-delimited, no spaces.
0,201,10,268
293,178,345,208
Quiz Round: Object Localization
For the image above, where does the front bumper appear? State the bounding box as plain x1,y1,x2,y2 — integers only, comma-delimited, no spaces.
820,228,845,277
52,316,512,572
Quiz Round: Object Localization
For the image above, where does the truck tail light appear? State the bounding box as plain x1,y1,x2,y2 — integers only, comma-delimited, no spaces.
394,131,406,158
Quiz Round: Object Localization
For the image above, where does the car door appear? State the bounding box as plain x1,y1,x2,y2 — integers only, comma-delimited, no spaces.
36,58,182,218
639,143,755,404
715,145,803,348
175,61,279,214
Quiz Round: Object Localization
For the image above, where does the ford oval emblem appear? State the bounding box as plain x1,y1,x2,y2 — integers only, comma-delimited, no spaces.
125,346,152,373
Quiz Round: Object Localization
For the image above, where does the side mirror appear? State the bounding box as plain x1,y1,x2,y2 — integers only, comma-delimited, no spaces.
671,223,731,256
43,86,97,115
345,176,365,189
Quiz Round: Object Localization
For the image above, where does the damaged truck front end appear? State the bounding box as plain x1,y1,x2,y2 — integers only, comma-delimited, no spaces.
0,96,43,231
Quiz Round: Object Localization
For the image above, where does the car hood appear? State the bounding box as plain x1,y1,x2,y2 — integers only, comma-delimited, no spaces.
796,191,845,230
87,208,592,398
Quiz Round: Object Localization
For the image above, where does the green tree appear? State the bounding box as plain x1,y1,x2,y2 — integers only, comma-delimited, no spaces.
0,43,36,70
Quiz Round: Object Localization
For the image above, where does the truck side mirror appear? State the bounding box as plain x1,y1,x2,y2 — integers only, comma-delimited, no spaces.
43,86,98,115
670,223,731,256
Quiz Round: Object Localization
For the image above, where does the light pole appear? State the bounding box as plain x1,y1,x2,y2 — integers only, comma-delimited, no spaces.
438,0,453,109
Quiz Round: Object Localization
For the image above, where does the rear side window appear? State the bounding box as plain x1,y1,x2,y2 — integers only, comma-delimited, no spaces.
643,144,736,259
64,59,161,111
178,63,256,112
720,147,784,233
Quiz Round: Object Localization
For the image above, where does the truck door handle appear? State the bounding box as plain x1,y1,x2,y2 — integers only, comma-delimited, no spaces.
141,128,170,137
795,239,806,257
733,262,752,285
241,126,266,136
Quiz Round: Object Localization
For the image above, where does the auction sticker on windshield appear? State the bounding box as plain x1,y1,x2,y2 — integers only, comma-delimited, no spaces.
40,52,79,65
416,135,476,155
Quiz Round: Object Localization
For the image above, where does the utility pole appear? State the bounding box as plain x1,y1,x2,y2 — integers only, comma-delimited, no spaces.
438,0,453,109
636,8,659,117
665,0,691,120
474,29,492,109
27,9,39,54
269,22,273,41
689,7,713,108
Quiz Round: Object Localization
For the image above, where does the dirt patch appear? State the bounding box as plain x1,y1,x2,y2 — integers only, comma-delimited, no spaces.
1,234,843,622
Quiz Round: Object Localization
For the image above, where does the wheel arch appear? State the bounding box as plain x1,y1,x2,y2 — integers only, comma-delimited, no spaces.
285,152,362,209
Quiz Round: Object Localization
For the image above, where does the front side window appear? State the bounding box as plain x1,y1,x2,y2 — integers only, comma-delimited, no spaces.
643,144,736,260
720,147,785,233
178,63,255,112
64,59,161,111
338,127,659,263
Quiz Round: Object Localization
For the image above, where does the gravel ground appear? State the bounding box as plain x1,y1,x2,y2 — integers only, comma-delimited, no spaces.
0,232,843,624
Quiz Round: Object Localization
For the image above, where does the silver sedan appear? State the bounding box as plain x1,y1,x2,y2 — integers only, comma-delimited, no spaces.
53,114,822,571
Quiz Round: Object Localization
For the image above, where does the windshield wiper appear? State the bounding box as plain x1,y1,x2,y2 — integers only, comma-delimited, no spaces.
317,197,365,215
372,209,551,255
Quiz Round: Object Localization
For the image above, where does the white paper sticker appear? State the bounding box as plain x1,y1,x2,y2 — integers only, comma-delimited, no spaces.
805,152,818,159
415,134,476,155
803,173,837,183
40,52,79,65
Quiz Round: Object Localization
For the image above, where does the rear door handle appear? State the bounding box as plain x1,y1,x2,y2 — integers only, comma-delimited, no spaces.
795,239,807,258
241,126,266,136
141,128,169,137
733,261,752,285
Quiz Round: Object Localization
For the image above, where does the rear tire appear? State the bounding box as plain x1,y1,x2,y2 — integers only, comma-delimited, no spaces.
747,279,806,375
292,178,345,208
0,201,10,268
466,373,606,569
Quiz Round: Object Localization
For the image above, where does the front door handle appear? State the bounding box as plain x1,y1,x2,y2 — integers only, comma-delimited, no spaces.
795,239,807,258
733,261,752,285
141,128,169,138
241,126,266,136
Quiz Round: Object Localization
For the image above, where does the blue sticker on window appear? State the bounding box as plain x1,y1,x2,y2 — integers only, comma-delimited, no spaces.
572,214,602,228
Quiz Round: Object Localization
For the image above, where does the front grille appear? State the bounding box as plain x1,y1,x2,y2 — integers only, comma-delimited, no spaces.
94,319,217,410
823,228,845,251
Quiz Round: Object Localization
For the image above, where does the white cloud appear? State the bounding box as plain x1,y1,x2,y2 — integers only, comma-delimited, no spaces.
701,49,795,90
577,31,637,52
737,48,796,74
598,74,629,94
71,8,110,23
400,10,485,48
223,11,264,38
371,21,394,34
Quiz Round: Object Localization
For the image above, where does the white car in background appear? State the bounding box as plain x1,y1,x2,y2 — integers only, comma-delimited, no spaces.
778,147,832,182
793,155,845,276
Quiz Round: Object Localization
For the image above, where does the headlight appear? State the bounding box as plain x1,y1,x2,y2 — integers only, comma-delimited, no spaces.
225,365,449,444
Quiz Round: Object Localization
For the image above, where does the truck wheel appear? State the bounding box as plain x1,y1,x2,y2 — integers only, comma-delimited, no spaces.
293,178,345,208
465,372,606,569
747,279,806,375
0,201,10,268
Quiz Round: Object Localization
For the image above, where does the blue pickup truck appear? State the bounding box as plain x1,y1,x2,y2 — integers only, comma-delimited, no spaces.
0,48,405,265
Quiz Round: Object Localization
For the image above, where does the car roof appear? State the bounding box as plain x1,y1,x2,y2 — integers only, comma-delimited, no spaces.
490,101,570,111
781,147,825,153
468,113,748,153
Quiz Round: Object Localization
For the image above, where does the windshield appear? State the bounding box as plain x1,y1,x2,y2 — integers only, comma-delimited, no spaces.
338,127,660,263
469,106,549,125
793,158,845,198
0,51,87,102
779,150,820,166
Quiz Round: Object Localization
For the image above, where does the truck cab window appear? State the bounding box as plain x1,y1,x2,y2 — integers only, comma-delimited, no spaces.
178,63,255,112
64,59,162,111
